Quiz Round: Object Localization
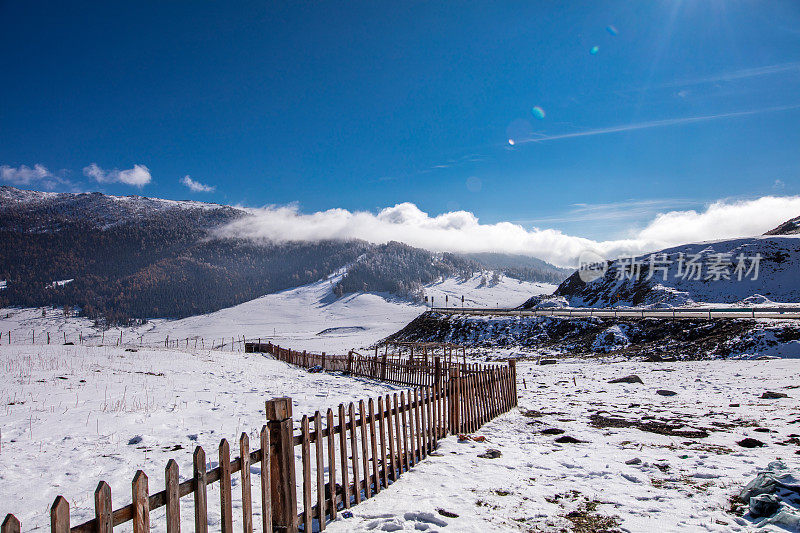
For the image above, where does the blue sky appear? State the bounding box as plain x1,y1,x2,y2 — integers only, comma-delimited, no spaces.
1,1,800,242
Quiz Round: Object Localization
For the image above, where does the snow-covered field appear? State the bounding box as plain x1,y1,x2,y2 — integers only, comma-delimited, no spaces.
3,274,797,532
2,341,797,532
0,343,397,531
0,272,555,354
327,358,800,532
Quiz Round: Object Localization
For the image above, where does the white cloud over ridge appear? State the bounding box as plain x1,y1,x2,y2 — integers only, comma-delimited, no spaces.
83,163,151,187
181,175,215,192
216,196,800,267
0,164,52,185
0,164,73,190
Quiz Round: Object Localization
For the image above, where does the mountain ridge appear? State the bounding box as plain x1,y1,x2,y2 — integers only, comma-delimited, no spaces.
0,186,567,323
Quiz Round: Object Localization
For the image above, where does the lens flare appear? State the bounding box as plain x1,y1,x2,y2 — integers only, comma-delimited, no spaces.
506,118,534,145
590,46,599,55
531,106,546,120
606,25,618,36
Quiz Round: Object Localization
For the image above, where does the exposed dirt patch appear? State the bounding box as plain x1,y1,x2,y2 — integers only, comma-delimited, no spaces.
589,413,709,439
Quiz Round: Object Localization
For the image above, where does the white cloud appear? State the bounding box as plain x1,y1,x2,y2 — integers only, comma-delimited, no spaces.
0,164,73,190
1,164,53,185
83,163,151,187
216,196,800,267
181,175,215,193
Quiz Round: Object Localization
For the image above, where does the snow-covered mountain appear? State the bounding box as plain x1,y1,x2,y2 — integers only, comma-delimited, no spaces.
765,214,800,236
552,234,800,308
0,186,565,323
0,185,244,231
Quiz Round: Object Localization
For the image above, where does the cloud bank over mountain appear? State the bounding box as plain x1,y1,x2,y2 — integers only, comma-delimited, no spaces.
217,196,800,267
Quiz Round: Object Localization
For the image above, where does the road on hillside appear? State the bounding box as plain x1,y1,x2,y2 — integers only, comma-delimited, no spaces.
430,306,800,320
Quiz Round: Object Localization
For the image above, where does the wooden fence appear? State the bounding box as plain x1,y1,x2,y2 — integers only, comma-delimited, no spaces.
2,346,517,533
247,342,501,389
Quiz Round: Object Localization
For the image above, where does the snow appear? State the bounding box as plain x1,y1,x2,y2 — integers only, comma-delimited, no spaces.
1,270,795,532
564,235,800,308
326,357,800,532
590,324,631,352
0,272,555,354
424,272,556,309
0,343,397,531
0,186,228,213
0,280,6,290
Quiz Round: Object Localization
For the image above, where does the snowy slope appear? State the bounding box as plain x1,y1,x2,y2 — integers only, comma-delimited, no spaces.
0,272,555,354
423,272,555,309
557,235,800,307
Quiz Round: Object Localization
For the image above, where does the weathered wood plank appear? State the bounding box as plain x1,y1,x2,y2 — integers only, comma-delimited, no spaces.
314,412,327,530
414,389,423,461
259,426,272,533
377,396,389,488
266,398,297,533
367,398,380,493
400,391,410,470
94,481,113,533
386,394,397,481
326,409,337,520
2,515,20,533
348,403,361,504
240,433,253,533
358,400,371,498
338,404,351,509
132,471,150,533
193,447,209,533
220,439,234,533
300,416,313,533
165,459,180,533
50,496,70,533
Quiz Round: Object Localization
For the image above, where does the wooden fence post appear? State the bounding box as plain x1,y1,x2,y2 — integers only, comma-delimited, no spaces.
266,397,298,533
240,433,253,533
509,359,517,407
338,404,351,509
321,352,326,371
300,416,312,532
347,351,354,374
259,425,272,533
50,496,70,533
2,515,20,533
165,460,180,533
449,367,461,435
95,481,113,533
325,408,337,521
132,471,150,533
219,439,233,533
381,350,388,381
314,412,326,529
193,447,209,533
